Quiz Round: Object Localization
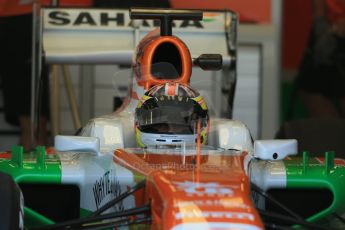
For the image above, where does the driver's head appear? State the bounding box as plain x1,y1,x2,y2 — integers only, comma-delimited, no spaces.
135,83,209,147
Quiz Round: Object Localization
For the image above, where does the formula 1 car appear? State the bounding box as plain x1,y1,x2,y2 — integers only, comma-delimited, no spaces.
1,8,345,230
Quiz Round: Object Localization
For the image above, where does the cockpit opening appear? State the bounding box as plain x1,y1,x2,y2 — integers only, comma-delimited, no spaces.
151,42,182,79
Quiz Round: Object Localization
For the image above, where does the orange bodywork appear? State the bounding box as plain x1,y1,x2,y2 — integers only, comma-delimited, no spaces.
114,149,264,229
134,35,192,90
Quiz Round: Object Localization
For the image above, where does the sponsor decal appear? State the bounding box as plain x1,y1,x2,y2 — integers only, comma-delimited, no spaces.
160,135,178,138
175,211,254,221
174,181,234,197
133,161,220,171
92,169,123,210
175,200,249,209
47,11,203,28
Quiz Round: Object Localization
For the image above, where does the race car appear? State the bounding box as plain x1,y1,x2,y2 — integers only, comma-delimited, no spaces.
1,8,345,230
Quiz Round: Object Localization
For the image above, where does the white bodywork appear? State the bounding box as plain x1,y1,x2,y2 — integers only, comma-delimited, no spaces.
209,118,253,151
80,112,134,153
249,160,287,191
80,113,254,153
57,151,136,213
253,139,298,160
55,135,100,155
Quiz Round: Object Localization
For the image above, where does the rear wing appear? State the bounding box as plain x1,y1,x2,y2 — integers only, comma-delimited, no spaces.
40,8,236,66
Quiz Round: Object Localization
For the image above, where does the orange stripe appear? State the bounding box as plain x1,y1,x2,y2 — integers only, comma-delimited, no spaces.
198,99,205,105
131,91,139,100
167,84,177,96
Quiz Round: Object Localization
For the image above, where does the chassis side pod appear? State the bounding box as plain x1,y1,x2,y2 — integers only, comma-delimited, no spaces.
250,151,345,222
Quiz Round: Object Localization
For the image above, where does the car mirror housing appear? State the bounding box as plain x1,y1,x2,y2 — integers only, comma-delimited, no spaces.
253,139,298,160
55,135,100,155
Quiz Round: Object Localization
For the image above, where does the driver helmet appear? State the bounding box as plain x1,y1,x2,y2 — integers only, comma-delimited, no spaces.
135,83,209,147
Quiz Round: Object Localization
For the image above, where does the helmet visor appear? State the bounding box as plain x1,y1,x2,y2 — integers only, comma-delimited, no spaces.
136,106,206,135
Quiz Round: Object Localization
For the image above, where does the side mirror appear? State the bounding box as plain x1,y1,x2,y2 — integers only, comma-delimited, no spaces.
193,54,223,71
253,139,298,160
55,135,100,155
